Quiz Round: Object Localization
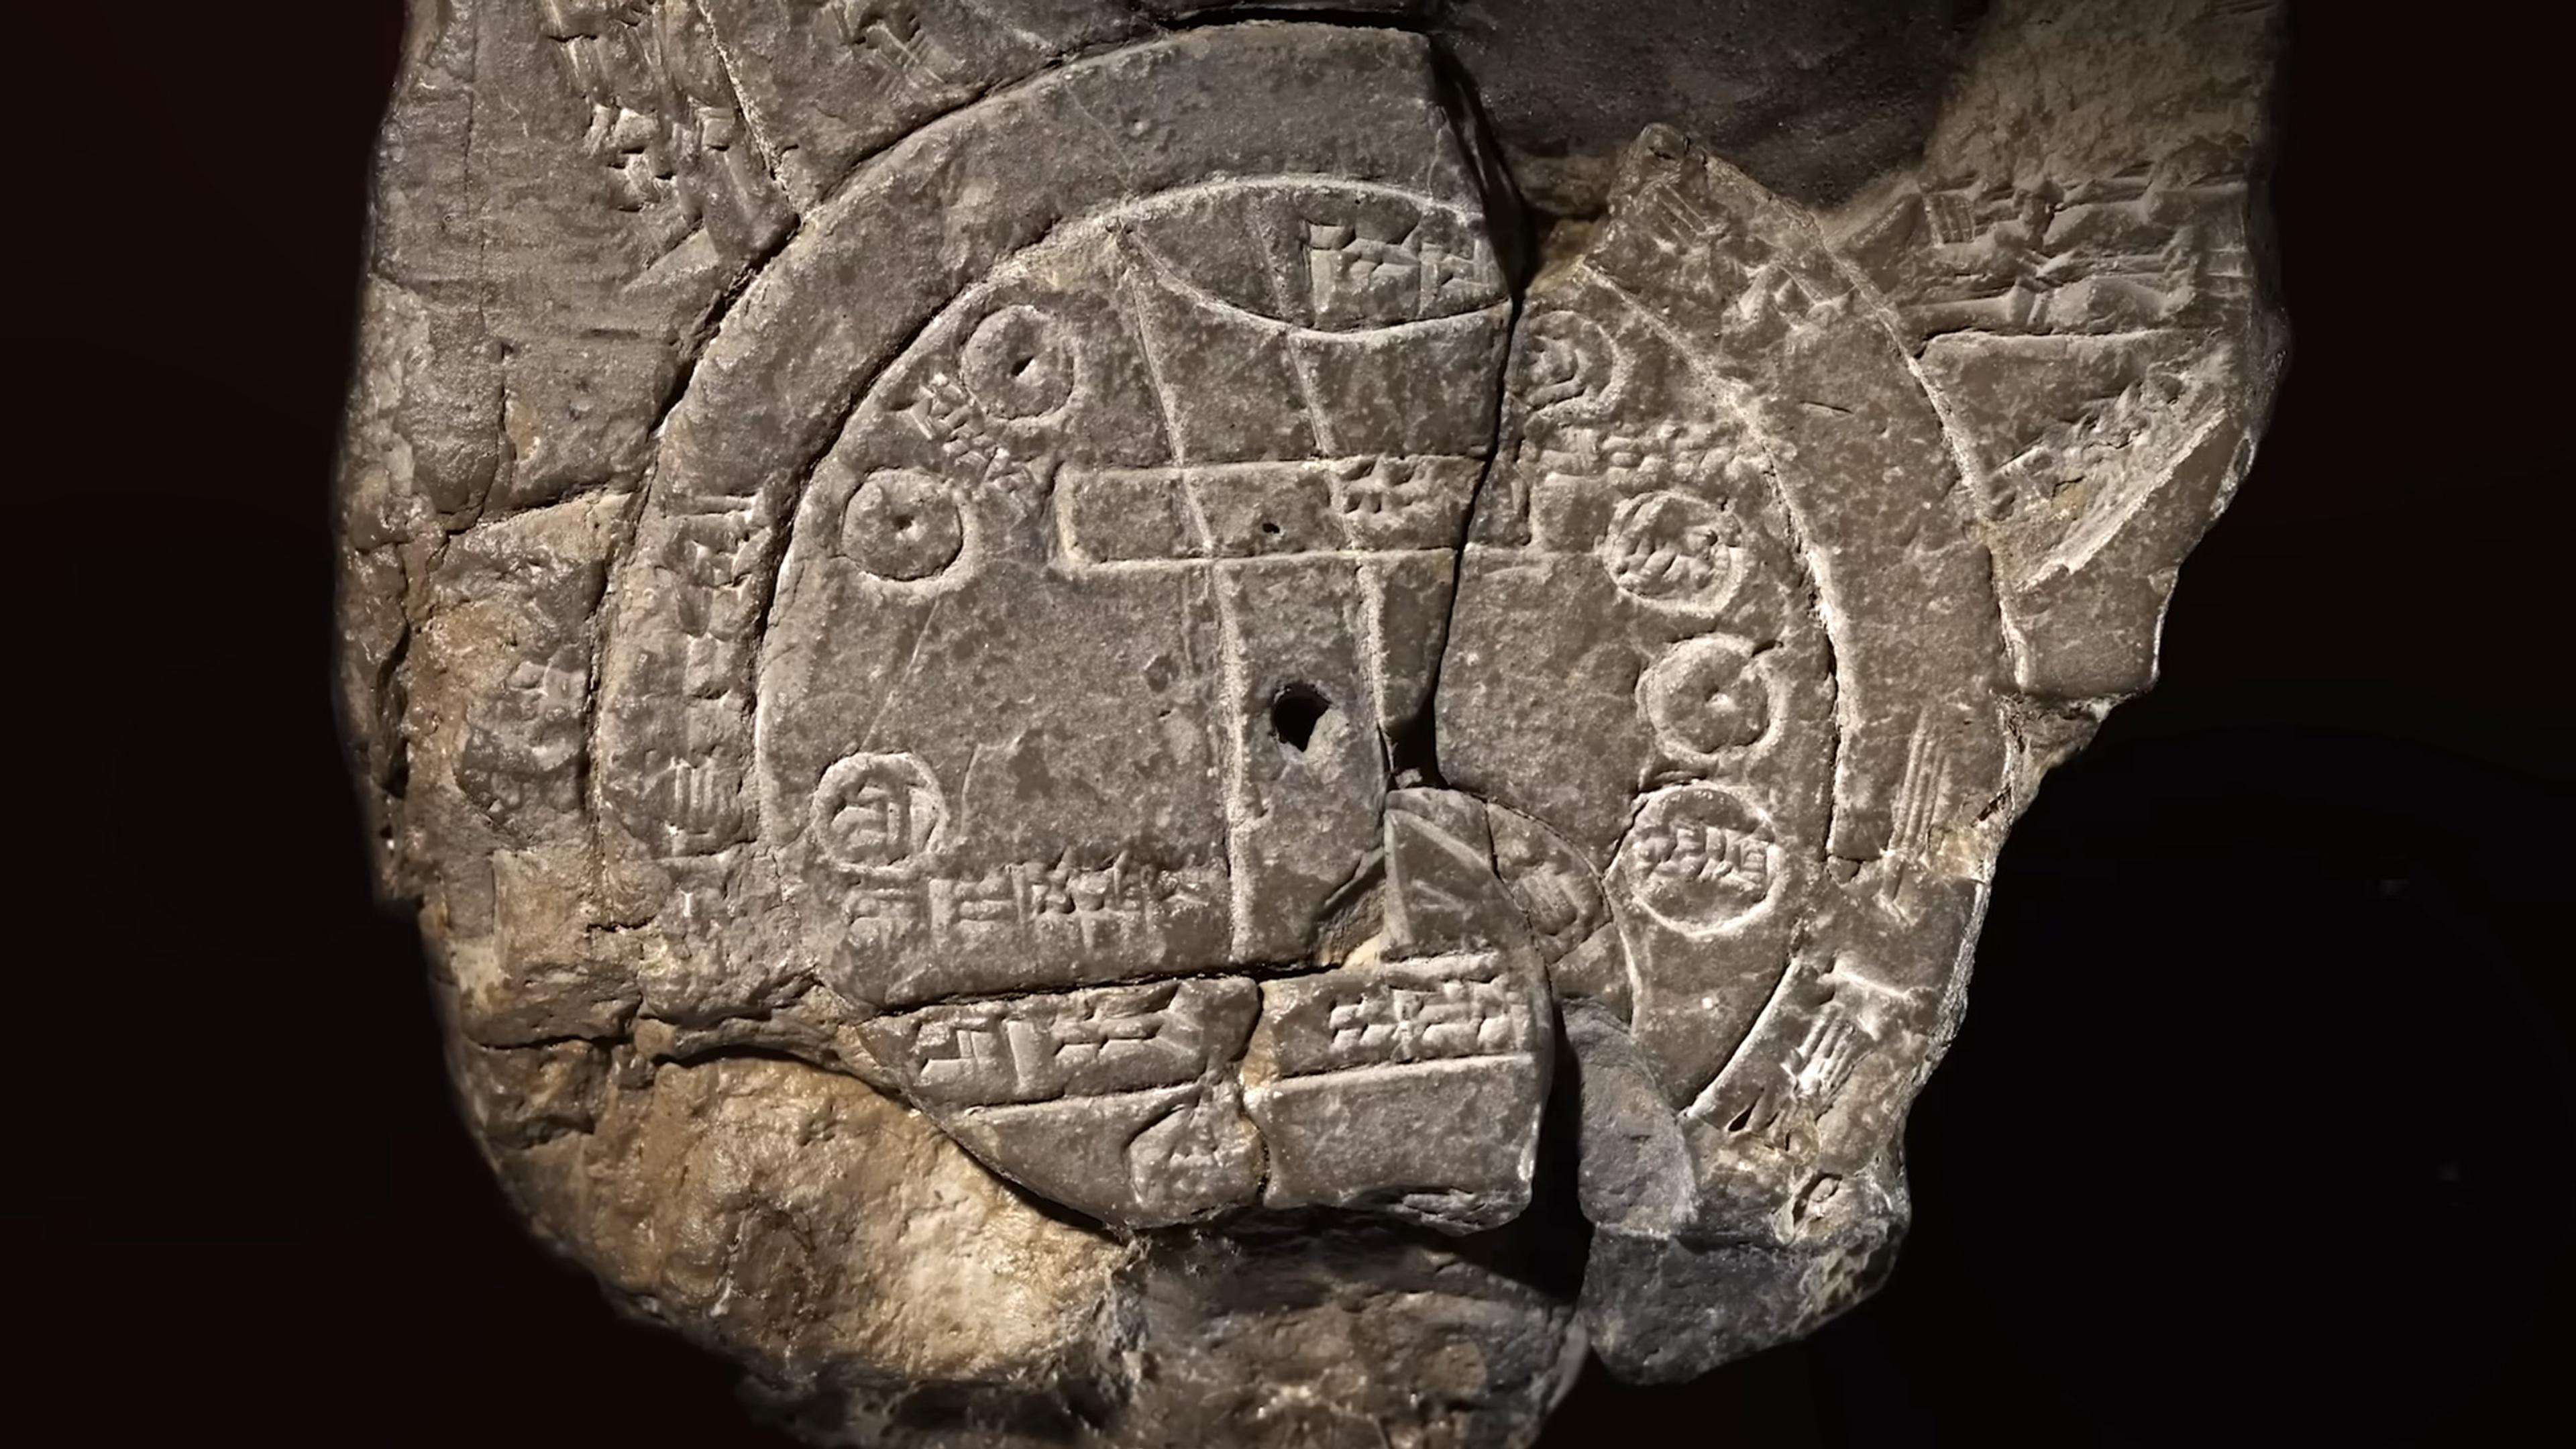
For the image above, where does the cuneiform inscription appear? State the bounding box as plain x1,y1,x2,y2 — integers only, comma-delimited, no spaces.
1245,949,1549,1228
1508,417,1770,561
535,0,784,254
457,645,592,820
1706,998,1880,1156
1689,956,1933,1157
1902,170,2253,337
1781,1004,1870,1114
809,1,961,95
900,372,1051,499
1620,784,1784,932
862,977,1258,1108
1305,217,1497,330
607,495,769,855
663,504,767,697
1516,308,1626,420
1258,952,1538,1079
835,851,1228,959
894,303,1081,500
1323,969,1532,1068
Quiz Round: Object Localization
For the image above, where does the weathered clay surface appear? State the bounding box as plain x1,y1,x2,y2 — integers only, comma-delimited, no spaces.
339,1,2284,1440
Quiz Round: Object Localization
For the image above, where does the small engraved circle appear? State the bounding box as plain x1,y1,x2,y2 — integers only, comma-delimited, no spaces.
811,751,948,871
841,469,965,581
1621,784,1781,931
959,304,1077,421
1604,491,1745,612
1642,635,1771,759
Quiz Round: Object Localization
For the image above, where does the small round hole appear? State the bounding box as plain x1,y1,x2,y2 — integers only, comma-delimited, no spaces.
1259,520,1282,537
1271,686,1330,752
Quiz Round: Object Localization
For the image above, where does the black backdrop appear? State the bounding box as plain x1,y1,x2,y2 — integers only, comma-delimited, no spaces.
17,4,2568,1443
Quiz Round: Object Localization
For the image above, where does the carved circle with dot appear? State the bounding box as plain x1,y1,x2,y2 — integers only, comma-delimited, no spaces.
840,468,965,581
1603,490,1746,614
1642,634,1772,759
1620,783,1782,932
959,303,1077,421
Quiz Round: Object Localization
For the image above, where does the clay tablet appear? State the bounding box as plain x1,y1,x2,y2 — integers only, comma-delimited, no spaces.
337,1,2285,1440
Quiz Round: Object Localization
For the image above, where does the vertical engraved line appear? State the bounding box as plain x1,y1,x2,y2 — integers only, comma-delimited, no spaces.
690,0,793,196
1212,565,1257,958
1114,241,1250,955
947,0,1055,56
1682,949,1814,1126
1806,201,2047,700
1114,241,1213,551
1049,467,1085,566
1358,557,1389,759
1892,714,1934,857
1246,207,1341,457
859,589,945,757
1282,336,1342,457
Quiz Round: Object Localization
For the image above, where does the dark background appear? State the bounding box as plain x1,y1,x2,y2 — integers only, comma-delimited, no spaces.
16,3,2567,1443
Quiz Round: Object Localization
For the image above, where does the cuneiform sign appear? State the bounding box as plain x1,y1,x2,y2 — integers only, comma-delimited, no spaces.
340,1,2284,1442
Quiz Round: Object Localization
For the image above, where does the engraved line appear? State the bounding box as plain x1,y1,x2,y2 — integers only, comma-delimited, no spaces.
1358,557,1389,749
1063,458,1479,481
1111,244,1206,537
1111,240,1251,952
1061,547,1462,577
795,7,1155,214
1240,195,1342,453
1270,1046,1536,1083
879,955,1315,1010
859,591,947,754
1256,1055,1540,1092
1132,172,1493,214
948,1079,1202,1119
947,0,1059,56
1285,339,1342,454
1574,252,1858,1102
1129,236,1511,346
689,0,794,200
1681,952,1817,1124
1212,566,1256,958
1805,193,2054,708
1578,258,1858,863
2037,408,2229,580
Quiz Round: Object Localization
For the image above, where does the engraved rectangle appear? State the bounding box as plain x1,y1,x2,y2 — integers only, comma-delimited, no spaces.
1184,462,1341,557
1250,1056,1542,1212
1060,466,1198,564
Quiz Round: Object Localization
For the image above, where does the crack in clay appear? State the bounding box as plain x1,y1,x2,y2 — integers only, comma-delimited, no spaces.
690,0,795,192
